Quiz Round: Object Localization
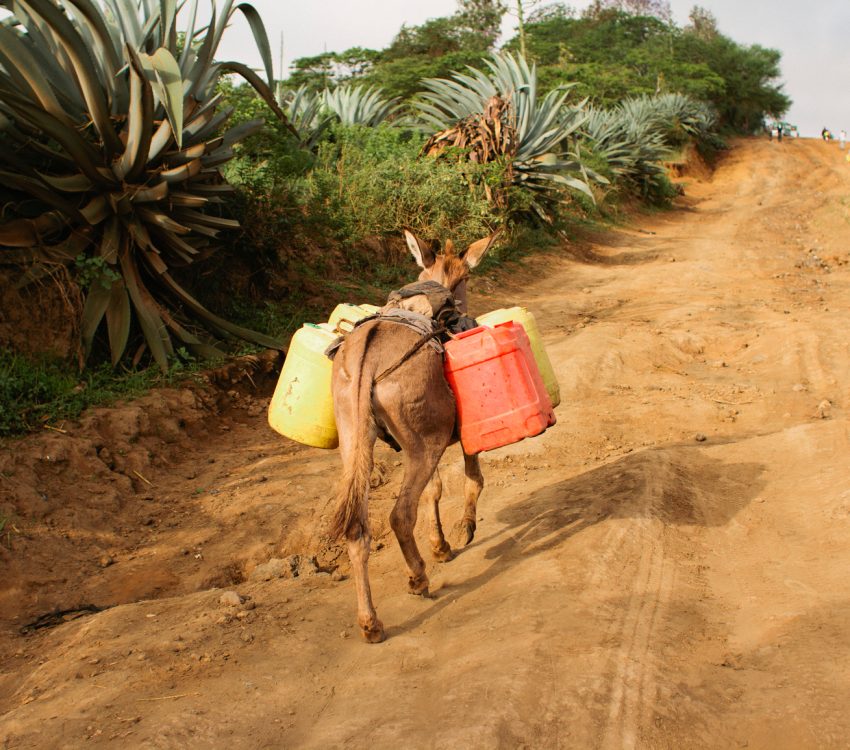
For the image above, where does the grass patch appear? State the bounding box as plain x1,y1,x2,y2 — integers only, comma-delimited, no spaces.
0,351,204,438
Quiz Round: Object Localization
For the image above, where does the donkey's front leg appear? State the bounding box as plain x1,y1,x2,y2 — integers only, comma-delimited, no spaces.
346,525,385,643
454,450,483,547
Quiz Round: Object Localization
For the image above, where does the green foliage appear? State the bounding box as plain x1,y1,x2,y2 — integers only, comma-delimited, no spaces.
416,52,598,220
0,0,292,371
675,34,790,132
360,51,497,102
287,47,382,91
509,8,789,129
0,349,201,437
322,86,402,126
305,124,501,247
288,2,505,101
582,93,718,204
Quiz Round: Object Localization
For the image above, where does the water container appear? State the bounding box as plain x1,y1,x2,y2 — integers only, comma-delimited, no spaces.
268,323,339,448
444,321,556,454
477,306,560,408
328,303,377,332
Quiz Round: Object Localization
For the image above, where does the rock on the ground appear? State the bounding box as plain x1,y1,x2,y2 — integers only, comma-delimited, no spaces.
219,591,243,607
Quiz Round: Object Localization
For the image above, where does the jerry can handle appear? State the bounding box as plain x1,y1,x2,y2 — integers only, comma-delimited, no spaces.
450,325,487,341
335,317,357,334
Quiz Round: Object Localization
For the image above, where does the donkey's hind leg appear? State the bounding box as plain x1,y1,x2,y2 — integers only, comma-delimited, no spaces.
346,525,384,643
423,469,454,562
390,448,444,596
454,450,484,547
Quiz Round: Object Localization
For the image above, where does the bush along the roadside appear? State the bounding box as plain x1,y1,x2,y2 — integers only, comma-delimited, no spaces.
304,123,503,248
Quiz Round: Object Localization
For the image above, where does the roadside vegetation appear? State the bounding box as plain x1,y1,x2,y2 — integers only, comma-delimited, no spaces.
0,0,790,435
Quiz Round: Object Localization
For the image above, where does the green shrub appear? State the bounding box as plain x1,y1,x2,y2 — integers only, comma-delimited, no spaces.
304,123,503,246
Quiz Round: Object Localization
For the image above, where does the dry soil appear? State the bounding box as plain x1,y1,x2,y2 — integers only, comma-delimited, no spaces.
1,138,850,749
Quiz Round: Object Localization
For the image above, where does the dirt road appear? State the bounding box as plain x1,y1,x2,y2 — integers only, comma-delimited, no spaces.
1,138,849,749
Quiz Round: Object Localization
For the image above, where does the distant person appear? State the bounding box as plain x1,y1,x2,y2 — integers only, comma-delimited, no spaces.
777,124,783,141
822,127,832,141
841,130,846,149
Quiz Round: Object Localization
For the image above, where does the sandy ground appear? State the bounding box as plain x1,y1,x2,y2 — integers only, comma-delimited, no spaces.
1,137,849,749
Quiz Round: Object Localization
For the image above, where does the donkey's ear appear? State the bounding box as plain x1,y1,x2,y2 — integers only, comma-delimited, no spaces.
461,231,501,269
404,229,437,270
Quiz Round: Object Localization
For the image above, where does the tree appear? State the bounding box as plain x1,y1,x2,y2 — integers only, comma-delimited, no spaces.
584,0,672,23
288,48,380,91
504,6,788,129
686,5,719,40
457,0,507,48
527,3,577,23
294,1,507,101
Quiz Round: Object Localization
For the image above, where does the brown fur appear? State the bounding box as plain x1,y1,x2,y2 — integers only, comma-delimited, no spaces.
330,229,499,643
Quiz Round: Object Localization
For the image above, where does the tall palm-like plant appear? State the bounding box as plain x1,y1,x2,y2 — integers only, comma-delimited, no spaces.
416,52,598,218
0,0,295,369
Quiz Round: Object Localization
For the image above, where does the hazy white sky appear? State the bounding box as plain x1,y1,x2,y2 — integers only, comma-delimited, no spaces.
209,0,850,138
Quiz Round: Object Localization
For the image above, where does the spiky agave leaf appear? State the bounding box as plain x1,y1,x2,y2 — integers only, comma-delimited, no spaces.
416,52,598,217
280,85,333,150
321,84,401,127
0,0,294,370
582,93,721,200
583,104,669,198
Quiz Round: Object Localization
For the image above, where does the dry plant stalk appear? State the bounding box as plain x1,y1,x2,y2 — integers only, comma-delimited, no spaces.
421,96,518,210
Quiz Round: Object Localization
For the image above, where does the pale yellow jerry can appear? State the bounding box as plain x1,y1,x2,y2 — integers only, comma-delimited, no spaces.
328,303,378,332
268,323,339,448
477,306,561,408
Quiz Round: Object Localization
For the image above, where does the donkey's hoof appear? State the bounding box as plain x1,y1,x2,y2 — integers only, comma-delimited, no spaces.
432,542,455,563
454,519,477,547
407,574,430,597
360,620,386,644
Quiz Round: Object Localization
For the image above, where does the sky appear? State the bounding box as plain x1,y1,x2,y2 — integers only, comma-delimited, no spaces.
206,0,850,138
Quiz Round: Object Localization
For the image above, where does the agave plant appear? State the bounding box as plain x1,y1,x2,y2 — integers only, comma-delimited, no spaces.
321,84,401,127
583,104,671,198
0,0,295,370
416,52,599,218
280,85,333,150
649,92,718,143
583,93,721,201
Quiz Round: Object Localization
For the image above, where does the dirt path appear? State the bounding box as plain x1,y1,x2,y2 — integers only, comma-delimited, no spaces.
2,138,850,749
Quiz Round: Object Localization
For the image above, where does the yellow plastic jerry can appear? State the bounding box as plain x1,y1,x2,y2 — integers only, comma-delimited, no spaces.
268,323,339,448
477,306,561,408
328,303,377,333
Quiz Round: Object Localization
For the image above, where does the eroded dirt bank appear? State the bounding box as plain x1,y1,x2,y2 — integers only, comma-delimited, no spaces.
1,138,849,749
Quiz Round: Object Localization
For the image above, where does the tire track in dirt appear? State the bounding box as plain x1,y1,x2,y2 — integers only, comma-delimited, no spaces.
599,525,671,750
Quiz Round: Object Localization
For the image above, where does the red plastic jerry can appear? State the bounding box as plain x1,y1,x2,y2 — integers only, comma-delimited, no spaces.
443,321,556,454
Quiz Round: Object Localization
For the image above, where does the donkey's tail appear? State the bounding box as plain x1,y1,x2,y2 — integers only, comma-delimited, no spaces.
329,327,378,540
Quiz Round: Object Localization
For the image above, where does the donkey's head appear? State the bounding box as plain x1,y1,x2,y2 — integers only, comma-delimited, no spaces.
403,229,500,314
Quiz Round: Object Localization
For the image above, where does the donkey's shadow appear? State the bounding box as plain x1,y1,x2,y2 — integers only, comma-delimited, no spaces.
392,445,765,636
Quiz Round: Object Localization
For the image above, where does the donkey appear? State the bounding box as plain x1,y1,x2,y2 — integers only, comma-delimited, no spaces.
329,229,499,643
